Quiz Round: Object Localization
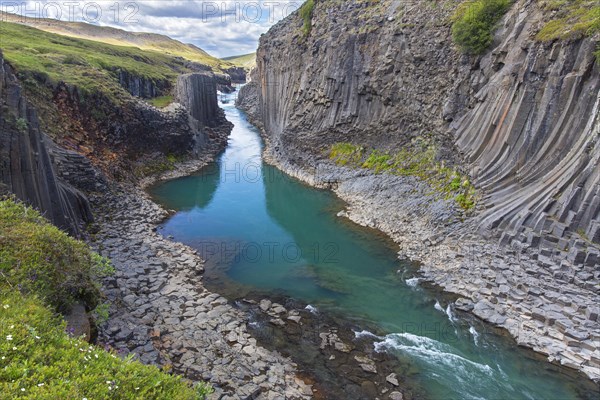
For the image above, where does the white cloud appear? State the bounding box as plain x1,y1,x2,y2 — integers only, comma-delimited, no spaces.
2,0,303,57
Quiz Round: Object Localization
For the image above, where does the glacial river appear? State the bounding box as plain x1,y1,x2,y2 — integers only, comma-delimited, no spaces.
149,89,597,399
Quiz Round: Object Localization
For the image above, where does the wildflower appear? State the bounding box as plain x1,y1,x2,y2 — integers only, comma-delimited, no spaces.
37,383,44,387
20,388,25,392
106,381,111,384
1,356,5,360
135,387,139,390
6,335,12,341
12,347,17,350
94,354,98,359
35,336,40,339
9,325,14,329
3,304,8,309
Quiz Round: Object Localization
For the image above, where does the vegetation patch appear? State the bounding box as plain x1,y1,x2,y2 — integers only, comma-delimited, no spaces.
0,199,211,399
451,0,513,54
299,0,315,37
536,0,600,42
329,141,477,211
148,95,174,108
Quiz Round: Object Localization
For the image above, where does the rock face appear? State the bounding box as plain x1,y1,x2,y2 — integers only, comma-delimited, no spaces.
238,0,600,381
117,69,169,98
176,73,221,128
0,50,93,236
241,0,600,250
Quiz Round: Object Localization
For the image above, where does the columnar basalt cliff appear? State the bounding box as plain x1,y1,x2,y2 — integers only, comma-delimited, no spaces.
238,0,600,381
0,51,92,236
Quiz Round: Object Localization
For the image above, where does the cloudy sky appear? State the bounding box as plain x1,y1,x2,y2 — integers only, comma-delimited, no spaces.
3,1,303,57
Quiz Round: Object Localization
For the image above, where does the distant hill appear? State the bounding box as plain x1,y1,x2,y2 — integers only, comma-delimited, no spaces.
222,53,256,70
0,12,235,73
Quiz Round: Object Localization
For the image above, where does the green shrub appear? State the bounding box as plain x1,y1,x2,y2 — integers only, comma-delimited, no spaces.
299,0,315,36
362,151,393,173
451,0,512,54
15,118,28,133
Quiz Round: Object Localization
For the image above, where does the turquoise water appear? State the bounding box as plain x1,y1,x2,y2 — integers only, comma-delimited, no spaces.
149,90,597,400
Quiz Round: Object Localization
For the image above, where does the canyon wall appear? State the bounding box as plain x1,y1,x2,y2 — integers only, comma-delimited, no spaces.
0,50,93,235
241,0,600,258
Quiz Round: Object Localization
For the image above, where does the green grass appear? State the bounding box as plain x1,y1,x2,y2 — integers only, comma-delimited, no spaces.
0,21,188,103
221,53,256,70
329,142,478,211
451,0,513,54
148,95,174,108
299,0,315,37
0,199,211,399
0,198,113,312
536,0,600,41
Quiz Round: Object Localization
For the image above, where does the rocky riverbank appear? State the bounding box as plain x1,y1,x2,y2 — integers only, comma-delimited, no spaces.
89,185,314,399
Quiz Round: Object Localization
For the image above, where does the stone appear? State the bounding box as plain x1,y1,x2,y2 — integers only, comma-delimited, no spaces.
259,299,272,312
389,391,404,400
386,373,399,386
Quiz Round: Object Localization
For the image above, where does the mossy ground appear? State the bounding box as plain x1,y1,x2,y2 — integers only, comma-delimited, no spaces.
536,0,600,42
148,95,174,108
329,142,477,211
0,199,211,399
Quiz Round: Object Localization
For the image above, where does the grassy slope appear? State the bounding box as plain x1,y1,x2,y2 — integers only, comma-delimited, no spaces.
0,21,190,102
0,198,211,399
1,12,235,73
222,53,256,69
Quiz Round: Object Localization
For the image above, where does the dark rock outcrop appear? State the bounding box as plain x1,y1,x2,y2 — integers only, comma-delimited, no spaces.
117,69,170,99
176,72,221,128
224,66,247,83
0,50,93,236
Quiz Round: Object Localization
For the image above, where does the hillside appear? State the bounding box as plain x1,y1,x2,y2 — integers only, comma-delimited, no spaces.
0,11,236,74
222,52,256,70
0,198,212,399
0,21,187,104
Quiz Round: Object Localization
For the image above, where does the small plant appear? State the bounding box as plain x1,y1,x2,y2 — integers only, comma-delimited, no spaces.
362,150,393,173
329,142,364,166
299,0,315,37
16,117,28,133
451,0,512,54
